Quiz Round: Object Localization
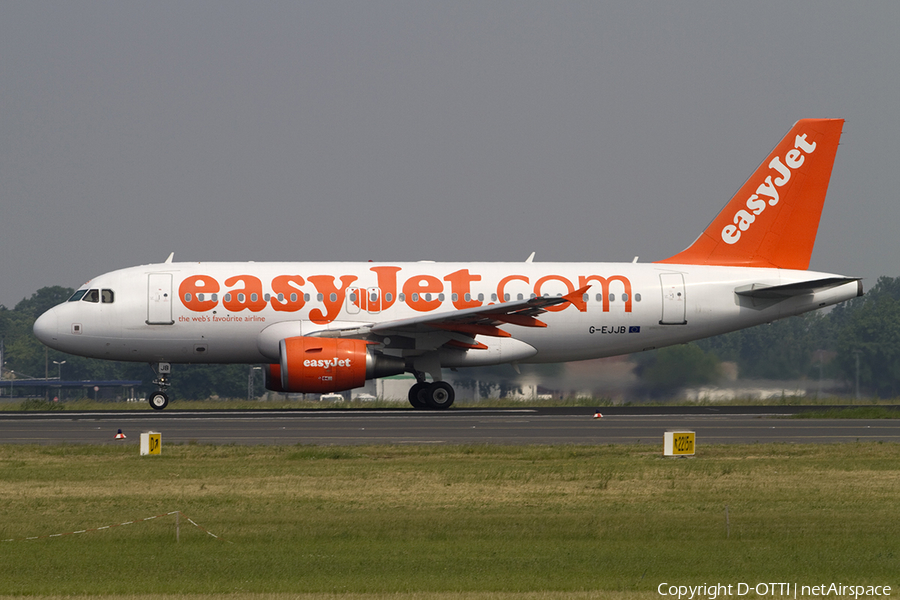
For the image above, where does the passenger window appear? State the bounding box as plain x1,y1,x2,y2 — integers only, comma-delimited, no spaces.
635,293,642,302
101,289,114,303
83,289,100,303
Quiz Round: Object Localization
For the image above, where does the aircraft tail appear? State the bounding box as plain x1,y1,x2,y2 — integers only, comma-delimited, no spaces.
657,118,844,270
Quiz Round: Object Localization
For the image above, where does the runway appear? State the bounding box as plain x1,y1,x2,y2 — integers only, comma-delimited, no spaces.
2,407,900,446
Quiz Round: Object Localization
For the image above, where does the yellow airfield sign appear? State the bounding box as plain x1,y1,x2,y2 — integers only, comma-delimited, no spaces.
140,432,161,456
664,431,695,456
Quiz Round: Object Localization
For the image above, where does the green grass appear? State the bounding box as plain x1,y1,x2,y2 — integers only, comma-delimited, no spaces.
1,443,899,598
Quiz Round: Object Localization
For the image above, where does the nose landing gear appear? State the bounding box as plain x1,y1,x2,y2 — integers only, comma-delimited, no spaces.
148,362,171,410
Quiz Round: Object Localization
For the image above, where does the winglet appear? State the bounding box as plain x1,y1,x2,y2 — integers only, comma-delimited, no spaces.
657,119,844,270
563,284,592,305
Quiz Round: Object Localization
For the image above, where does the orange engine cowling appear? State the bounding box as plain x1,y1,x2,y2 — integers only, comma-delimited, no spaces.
278,337,369,393
264,363,285,393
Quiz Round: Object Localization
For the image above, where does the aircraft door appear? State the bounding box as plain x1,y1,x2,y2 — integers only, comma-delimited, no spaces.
147,273,174,325
659,273,686,325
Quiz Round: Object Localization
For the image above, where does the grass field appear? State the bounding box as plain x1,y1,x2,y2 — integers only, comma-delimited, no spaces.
1,443,898,599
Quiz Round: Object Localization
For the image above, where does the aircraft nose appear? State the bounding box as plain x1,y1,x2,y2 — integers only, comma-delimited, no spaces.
33,309,59,345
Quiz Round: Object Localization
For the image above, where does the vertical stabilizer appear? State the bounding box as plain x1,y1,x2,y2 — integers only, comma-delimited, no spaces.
657,118,843,269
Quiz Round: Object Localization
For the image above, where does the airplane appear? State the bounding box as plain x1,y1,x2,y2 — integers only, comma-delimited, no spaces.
33,118,861,410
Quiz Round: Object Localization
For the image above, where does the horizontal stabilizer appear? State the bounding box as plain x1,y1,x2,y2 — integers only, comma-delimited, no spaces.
735,277,862,299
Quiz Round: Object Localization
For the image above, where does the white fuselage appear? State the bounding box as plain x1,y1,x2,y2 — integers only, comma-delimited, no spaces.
33,261,861,368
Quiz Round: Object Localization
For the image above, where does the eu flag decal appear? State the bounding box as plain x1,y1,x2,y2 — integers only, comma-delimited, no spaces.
628,326,641,333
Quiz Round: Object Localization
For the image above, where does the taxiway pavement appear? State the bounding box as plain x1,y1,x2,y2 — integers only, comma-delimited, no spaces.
1,407,899,446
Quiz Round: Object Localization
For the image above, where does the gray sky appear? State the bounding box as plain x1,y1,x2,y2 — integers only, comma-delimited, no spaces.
2,1,898,308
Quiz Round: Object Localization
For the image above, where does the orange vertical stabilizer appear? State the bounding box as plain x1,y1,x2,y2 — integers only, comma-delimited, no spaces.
657,118,844,270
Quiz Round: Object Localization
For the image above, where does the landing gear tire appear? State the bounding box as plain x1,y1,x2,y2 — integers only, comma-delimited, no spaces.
408,382,429,409
148,391,169,411
424,381,455,410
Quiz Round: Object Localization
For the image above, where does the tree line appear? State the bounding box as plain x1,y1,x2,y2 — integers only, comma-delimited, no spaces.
2,277,900,400
637,276,900,398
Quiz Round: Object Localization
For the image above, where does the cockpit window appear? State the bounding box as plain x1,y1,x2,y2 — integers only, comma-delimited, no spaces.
68,289,88,302
83,289,100,303
101,289,114,303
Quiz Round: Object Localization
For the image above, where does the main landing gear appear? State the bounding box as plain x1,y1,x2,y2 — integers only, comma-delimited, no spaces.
148,362,171,410
408,381,455,410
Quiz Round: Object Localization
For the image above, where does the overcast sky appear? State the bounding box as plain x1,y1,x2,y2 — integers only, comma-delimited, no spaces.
2,1,898,308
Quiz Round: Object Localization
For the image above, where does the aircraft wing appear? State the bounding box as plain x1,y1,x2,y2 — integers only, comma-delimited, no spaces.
308,285,589,350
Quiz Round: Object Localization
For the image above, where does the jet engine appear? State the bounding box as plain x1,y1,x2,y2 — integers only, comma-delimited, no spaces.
264,336,404,393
